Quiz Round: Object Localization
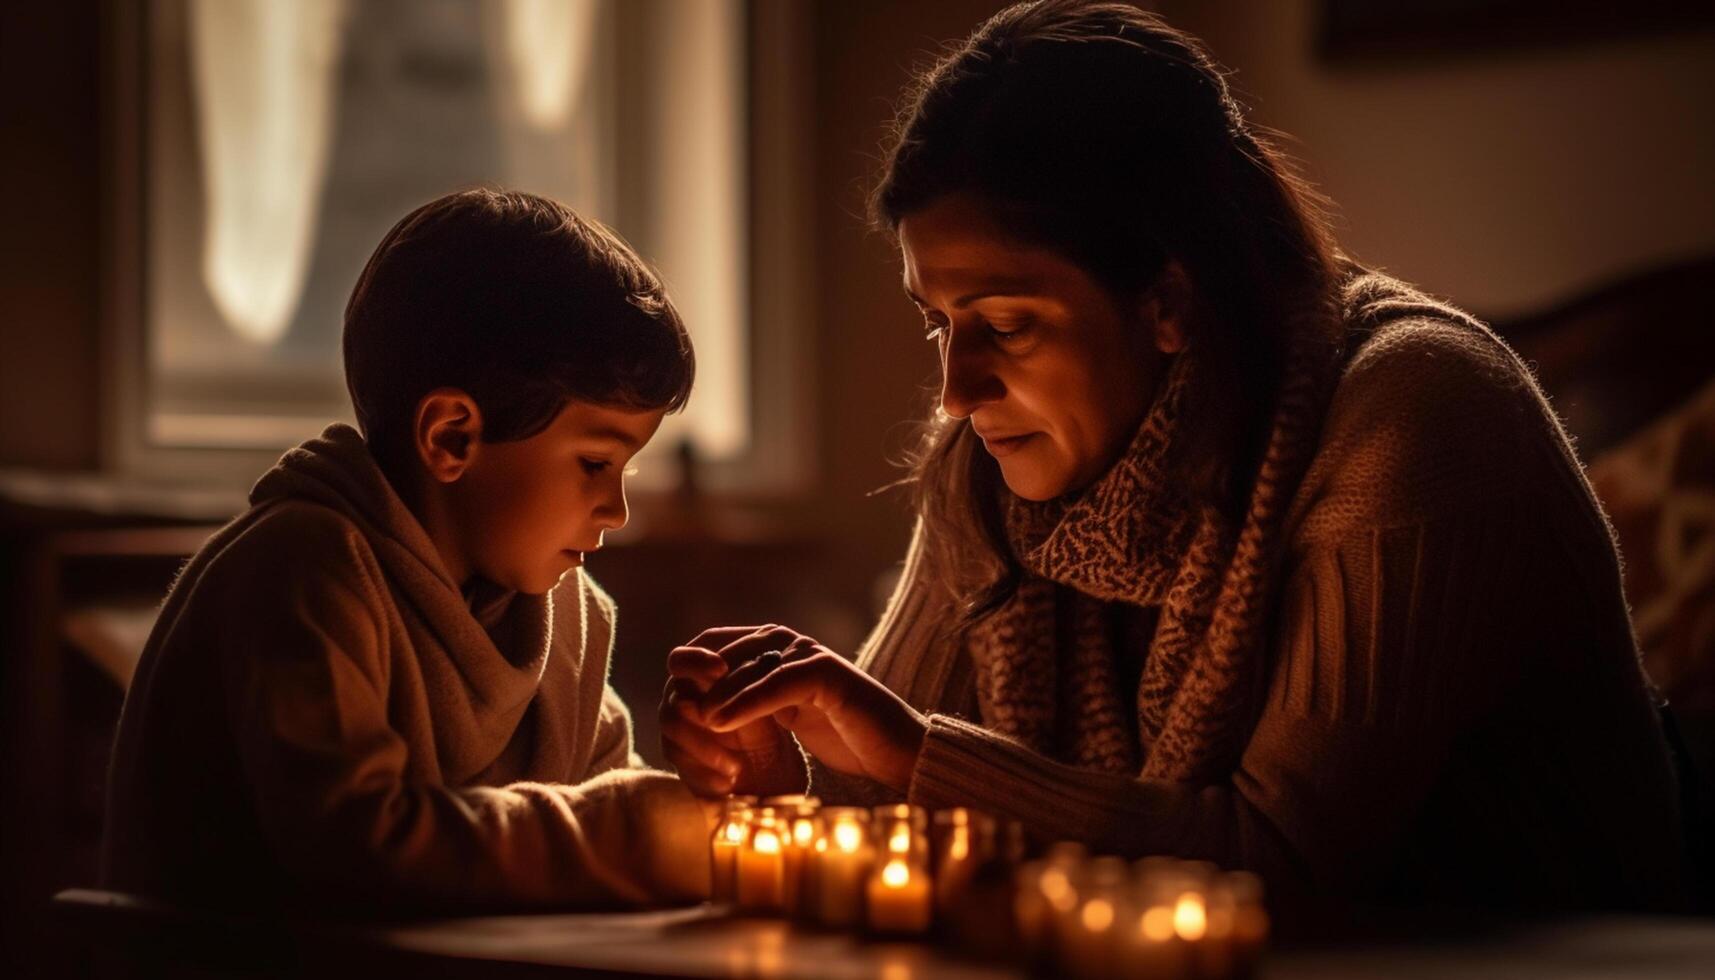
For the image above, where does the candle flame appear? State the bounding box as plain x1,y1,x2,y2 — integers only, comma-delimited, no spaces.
888,827,911,854
1173,893,1207,941
814,837,828,853
833,821,863,853
753,828,781,854
721,822,746,844
1039,867,1072,906
1081,899,1114,931
1141,906,1175,941
793,820,815,846
881,859,910,888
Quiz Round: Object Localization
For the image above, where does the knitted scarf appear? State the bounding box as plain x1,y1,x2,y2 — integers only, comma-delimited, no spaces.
965,321,1343,784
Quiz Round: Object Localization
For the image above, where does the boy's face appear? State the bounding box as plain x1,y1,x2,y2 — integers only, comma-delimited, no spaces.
443,398,666,596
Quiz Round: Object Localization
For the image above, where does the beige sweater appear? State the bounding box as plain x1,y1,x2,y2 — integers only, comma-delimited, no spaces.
815,274,1688,911
102,424,710,913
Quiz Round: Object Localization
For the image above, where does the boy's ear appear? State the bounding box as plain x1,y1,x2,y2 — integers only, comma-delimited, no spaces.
1138,259,1191,355
414,388,483,484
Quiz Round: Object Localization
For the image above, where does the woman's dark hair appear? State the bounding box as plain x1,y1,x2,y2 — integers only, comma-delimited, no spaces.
342,188,694,486
872,0,1344,622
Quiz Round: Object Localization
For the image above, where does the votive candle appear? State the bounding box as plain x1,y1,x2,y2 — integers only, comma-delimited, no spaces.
811,807,871,928
709,797,754,904
736,807,786,913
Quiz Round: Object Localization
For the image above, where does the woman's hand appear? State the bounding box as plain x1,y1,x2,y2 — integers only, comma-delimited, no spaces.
686,626,930,794
659,626,812,798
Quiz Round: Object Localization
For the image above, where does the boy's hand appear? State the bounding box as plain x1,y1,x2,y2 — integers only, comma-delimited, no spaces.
660,626,810,798
670,625,929,794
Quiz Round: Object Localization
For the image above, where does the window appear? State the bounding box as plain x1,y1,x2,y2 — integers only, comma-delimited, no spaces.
112,0,809,494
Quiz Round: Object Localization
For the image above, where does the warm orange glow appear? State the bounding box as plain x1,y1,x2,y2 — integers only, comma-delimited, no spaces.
1206,905,1235,939
1140,906,1175,941
888,827,911,854
721,821,746,844
833,821,864,853
1081,898,1114,931
1173,893,1207,941
1039,867,1074,910
881,859,911,888
753,828,781,855
792,819,815,846
946,827,970,862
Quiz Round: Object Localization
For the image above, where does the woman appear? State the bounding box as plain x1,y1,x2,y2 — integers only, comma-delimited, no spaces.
660,0,1687,913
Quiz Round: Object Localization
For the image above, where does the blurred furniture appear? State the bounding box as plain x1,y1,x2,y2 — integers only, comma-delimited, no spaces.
0,473,235,975
47,887,1715,979
1495,253,1715,893
1497,254,1715,730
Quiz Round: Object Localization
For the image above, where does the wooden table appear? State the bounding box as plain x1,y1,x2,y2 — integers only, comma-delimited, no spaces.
51,889,1715,979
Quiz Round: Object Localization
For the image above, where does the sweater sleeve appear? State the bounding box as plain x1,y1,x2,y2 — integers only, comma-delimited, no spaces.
908,498,1541,897
219,541,710,913
591,685,648,773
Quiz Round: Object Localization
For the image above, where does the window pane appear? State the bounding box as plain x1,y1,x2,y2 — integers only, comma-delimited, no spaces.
143,0,746,476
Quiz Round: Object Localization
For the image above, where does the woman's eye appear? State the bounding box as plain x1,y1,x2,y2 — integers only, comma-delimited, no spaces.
579,458,610,475
988,320,1033,343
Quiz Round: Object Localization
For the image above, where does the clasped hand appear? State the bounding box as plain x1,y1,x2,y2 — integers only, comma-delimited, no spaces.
657,625,928,798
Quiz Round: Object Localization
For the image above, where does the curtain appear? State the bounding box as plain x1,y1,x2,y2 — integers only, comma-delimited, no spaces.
189,0,347,345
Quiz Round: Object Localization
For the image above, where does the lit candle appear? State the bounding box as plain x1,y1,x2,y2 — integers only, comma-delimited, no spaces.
1126,894,1192,980
1223,870,1270,977
780,800,820,919
866,805,931,936
1014,843,1085,962
811,807,871,928
736,808,786,913
931,808,995,920
709,798,753,905
1013,861,1053,960
1060,857,1128,980
866,856,931,935
1122,860,1206,980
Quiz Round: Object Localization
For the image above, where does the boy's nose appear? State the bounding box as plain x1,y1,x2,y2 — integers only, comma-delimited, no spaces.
593,486,629,532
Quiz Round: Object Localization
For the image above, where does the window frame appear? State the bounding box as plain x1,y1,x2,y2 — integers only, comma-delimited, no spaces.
102,0,816,504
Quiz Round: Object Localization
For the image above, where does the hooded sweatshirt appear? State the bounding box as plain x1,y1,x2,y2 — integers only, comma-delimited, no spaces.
101,423,711,913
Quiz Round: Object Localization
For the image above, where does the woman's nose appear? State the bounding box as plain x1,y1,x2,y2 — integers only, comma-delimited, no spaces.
939,330,1004,419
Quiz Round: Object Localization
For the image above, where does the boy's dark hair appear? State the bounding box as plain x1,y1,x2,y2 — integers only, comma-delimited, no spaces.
343,188,694,481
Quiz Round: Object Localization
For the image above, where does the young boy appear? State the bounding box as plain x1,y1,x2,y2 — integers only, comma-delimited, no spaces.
102,189,717,913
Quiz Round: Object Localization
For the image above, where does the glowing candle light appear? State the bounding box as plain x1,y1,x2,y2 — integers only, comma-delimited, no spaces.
865,805,930,936
1173,892,1207,941
1115,857,1264,980
736,808,786,913
779,800,820,919
709,798,753,904
811,807,871,929
867,857,931,935
1224,871,1270,977
930,807,996,922
1061,857,1127,980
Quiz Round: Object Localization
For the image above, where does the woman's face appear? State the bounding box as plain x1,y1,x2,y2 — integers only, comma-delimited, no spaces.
899,193,1184,501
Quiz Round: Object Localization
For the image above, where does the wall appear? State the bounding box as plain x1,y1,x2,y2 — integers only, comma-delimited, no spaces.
0,1,104,469
804,0,1008,595
1161,0,1715,317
